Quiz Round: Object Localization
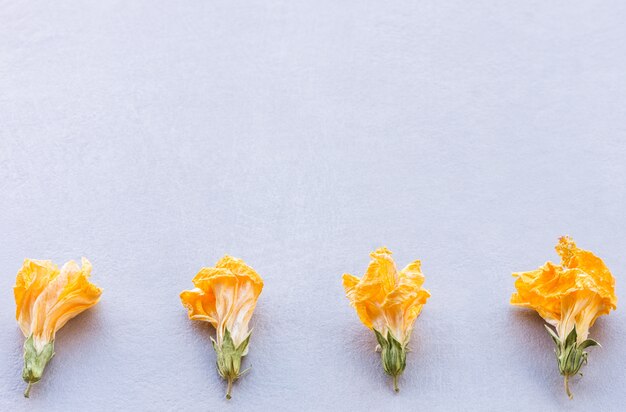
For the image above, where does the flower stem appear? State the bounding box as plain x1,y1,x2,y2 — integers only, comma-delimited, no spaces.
24,381,32,398
226,377,233,400
393,375,399,393
564,375,573,399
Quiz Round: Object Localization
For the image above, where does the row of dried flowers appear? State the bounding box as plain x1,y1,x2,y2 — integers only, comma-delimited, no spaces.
13,236,616,399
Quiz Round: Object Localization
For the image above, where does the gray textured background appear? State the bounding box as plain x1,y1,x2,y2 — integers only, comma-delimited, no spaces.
1,1,626,411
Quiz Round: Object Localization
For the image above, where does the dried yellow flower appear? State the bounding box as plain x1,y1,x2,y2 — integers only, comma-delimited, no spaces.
14,258,102,397
343,247,430,391
180,256,263,399
511,237,617,398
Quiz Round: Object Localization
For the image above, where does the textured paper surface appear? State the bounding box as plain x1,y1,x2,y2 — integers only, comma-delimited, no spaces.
1,1,626,411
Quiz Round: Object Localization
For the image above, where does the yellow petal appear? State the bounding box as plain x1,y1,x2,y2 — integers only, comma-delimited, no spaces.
14,258,102,349
42,259,102,341
216,255,264,289
384,260,431,341
180,288,218,325
511,237,616,341
342,249,430,344
343,273,384,330
511,263,565,324
180,256,264,347
362,247,398,299
14,259,59,337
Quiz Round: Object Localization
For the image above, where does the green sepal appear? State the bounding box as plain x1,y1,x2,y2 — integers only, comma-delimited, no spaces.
579,339,600,350
213,328,252,399
236,332,252,355
374,329,387,348
545,324,601,399
22,335,55,398
564,326,577,349
373,330,407,392
544,324,560,346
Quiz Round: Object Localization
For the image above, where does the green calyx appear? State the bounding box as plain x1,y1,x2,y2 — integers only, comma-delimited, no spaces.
22,335,55,398
545,324,600,399
374,330,407,392
211,328,251,400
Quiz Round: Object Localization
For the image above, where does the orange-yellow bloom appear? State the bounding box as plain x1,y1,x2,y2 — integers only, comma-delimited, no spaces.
343,247,430,391
13,258,102,397
180,255,263,399
511,237,617,398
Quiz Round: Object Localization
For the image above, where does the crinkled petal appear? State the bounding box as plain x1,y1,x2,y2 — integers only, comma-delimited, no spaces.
511,237,617,341
180,288,218,325
181,256,264,347
556,236,616,308
43,259,102,340
511,263,567,323
383,260,431,341
14,259,60,336
216,255,264,291
13,258,101,349
36,259,101,344
343,249,430,344
343,273,385,330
